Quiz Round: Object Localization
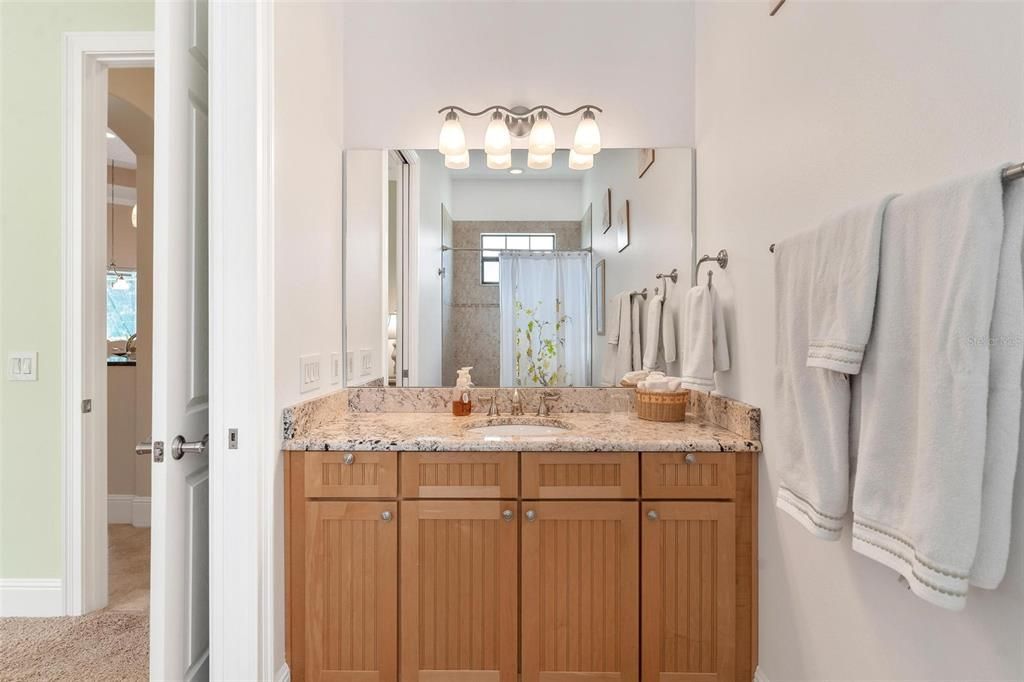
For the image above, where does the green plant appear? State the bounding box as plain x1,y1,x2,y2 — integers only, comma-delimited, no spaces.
513,298,571,386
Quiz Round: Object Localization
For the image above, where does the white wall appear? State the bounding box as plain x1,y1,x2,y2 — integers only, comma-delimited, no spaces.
273,1,345,671
340,1,695,150
585,148,694,384
694,3,1024,679
415,151,452,386
451,179,582,222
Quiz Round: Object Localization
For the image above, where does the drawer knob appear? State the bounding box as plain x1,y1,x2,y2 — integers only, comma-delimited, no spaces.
380,511,393,522
343,453,355,465
502,510,514,522
684,453,697,464
525,510,537,522
647,510,659,521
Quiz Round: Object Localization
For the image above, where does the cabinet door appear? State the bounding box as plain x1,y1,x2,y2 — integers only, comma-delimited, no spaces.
306,501,397,682
521,501,639,682
641,452,736,499
400,452,518,498
305,451,398,498
642,502,736,682
400,501,518,682
522,452,638,499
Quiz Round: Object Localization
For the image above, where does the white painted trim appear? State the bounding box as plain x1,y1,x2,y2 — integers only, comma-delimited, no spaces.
107,494,134,524
276,662,292,682
208,2,275,679
131,495,151,528
61,31,155,618
0,579,64,617
753,666,770,682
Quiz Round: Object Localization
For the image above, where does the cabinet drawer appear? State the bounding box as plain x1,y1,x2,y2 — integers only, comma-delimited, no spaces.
522,452,638,499
304,451,398,498
401,451,518,498
641,452,736,499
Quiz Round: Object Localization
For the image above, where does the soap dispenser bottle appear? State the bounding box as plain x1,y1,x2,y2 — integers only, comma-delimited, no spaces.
452,366,474,416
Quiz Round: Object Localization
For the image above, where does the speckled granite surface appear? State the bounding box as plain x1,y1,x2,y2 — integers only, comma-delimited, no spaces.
282,411,760,453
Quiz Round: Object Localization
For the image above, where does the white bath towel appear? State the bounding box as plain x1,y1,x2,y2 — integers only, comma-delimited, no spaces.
971,176,1024,589
606,292,625,345
601,291,644,386
774,231,857,540
806,196,898,373
643,291,664,370
679,284,729,391
852,168,1009,610
630,292,643,371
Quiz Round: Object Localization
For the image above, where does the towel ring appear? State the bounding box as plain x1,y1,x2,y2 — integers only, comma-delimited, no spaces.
695,249,728,287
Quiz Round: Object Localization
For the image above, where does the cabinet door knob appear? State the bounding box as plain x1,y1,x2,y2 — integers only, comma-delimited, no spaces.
343,453,355,465
684,453,697,464
380,510,393,522
647,510,659,521
502,510,514,522
525,510,537,522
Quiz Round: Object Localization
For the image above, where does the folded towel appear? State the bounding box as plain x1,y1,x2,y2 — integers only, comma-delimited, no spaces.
774,230,856,540
679,285,730,391
642,291,664,370
971,175,1024,589
852,168,1008,610
806,196,897,373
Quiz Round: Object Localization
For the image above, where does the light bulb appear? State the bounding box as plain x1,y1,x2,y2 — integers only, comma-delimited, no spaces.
112,273,130,290
528,110,556,156
445,150,470,170
528,152,552,170
568,150,593,170
572,109,601,155
487,152,512,170
437,110,466,156
484,111,512,156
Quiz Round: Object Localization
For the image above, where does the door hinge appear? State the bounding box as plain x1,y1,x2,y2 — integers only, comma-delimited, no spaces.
228,428,239,450
81,399,92,414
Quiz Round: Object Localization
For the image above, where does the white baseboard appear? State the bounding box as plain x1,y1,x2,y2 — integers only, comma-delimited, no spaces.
754,666,770,682
108,495,151,528
276,662,291,682
0,579,64,617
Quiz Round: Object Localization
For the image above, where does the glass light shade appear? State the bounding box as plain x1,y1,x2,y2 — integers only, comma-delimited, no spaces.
572,110,602,155
487,152,512,170
568,150,593,170
484,111,512,156
131,203,138,228
112,273,130,290
437,111,466,156
387,313,398,340
528,152,552,170
528,111,556,155
445,150,470,170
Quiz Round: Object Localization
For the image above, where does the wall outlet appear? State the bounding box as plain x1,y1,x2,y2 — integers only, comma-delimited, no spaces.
346,351,354,379
299,354,321,393
330,353,341,384
359,349,372,377
7,352,38,381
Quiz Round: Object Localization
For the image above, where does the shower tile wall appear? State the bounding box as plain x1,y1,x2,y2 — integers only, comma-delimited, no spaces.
445,220,581,387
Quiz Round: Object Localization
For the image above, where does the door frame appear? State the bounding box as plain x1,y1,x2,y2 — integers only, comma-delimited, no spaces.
60,30,154,617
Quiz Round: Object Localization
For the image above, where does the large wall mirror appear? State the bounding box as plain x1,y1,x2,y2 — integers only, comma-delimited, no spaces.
343,147,694,388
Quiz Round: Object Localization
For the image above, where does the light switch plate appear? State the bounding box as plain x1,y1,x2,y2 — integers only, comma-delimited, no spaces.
330,352,341,384
299,354,321,393
359,349,372,377
7,352,38,381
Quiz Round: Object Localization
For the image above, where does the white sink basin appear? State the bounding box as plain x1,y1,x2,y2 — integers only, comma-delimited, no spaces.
466,419,572,438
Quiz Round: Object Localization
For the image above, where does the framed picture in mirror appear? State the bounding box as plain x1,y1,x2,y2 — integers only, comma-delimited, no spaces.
617,200,631,252
602,188,612,233
595,258,606,335
638,148,656,178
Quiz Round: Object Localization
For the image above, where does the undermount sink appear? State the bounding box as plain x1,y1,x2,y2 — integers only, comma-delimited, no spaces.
465,418,572,438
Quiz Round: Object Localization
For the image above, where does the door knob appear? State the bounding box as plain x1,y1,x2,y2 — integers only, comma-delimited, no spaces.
525,510,537,522
171,433,208,460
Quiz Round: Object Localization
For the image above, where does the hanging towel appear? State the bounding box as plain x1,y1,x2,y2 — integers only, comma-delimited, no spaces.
601,291,643,386
607,292,625,345
852,168,1008,610
970,176,1024,589
630,292,643,371
679,284,729,391
643,291,664,370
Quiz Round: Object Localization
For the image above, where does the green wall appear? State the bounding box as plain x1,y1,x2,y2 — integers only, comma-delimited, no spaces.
0,1,153,579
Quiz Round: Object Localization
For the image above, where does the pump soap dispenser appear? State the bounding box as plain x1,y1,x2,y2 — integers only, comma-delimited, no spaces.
452,366,474,416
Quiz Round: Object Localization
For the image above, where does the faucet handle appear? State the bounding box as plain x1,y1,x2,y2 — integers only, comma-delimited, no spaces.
537,392,561,416
480,394,499,417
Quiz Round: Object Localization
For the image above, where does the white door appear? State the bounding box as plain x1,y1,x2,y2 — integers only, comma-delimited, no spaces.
150,0,210,679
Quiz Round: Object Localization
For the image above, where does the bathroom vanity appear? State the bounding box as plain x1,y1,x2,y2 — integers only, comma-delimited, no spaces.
284,389,760,682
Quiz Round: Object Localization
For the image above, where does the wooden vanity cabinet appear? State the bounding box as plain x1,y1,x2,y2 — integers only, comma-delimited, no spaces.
286,450,757,682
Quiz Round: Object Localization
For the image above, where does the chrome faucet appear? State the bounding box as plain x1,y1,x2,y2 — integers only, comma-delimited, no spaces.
480,394,500,417
510,388,524,416
537,392,561,417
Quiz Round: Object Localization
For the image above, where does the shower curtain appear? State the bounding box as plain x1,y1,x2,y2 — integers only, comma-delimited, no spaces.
499,251,591,387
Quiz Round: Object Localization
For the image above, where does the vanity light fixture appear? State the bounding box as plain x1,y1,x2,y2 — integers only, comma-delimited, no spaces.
437,104,603,170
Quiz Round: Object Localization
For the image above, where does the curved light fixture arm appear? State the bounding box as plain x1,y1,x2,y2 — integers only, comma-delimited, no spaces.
438,104,604,118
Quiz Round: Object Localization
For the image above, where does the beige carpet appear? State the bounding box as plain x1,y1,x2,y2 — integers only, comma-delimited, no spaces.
0,611,148,681
0,525,150,681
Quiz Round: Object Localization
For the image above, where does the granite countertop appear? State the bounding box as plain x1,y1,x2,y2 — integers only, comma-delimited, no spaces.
282,411,761,453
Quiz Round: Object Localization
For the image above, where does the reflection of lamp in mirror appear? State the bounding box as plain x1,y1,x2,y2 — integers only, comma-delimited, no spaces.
387,313,398,384
445,150,470,170
528,152,552,170
568,150,593,171
487,152,512,170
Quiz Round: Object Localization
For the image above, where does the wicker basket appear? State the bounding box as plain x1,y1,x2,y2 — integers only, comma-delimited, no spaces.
635,389,689,422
